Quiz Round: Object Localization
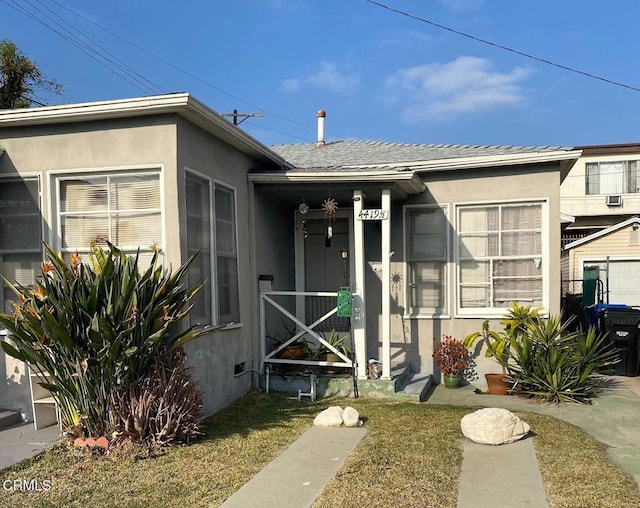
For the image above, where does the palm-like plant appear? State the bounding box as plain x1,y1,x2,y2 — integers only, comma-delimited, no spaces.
0,243,205,438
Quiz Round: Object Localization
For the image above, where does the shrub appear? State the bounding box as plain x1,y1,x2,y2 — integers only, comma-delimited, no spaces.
0,243,205,442
432,336,470,377
507,314,619,404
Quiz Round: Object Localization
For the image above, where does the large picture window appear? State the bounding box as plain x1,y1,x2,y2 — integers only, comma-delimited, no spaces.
457,202,544,312
586,161,639,195
185,171,239,326
405,206,448,316
0,177,42,313
56,171,162,267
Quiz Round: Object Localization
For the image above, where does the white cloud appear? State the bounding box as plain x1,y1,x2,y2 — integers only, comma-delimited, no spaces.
282,61,361,93
385,56,531,121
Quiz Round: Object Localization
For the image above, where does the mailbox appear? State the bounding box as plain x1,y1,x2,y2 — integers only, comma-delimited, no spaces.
337,287,353,317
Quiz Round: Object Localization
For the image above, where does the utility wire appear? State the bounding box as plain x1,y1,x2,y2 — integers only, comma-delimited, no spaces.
364,0,640,94
31,0,167,94
48,0,343,140
0,0,159,95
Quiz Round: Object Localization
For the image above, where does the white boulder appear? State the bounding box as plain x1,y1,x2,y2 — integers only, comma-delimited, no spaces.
342,406,361,427
461,407,530,445
313,406,344,427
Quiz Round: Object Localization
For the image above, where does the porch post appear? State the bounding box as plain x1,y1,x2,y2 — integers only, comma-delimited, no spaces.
381,189,391,380
353,190,367,379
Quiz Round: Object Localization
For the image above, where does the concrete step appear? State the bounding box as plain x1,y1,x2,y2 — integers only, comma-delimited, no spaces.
0,410,22,430
397,373,434,402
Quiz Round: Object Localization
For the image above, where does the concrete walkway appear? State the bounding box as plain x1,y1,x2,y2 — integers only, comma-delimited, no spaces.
221,426,367,508
0,422,60,470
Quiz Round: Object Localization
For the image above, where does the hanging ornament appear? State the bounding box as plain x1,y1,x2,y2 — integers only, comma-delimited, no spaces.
322,198,338,216
323,197,338,248
298,201,309,215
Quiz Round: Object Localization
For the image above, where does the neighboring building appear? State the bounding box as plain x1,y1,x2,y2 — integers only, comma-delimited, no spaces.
563,217,640,306
561,143,640,246
0,95,581,423
560,143,640,305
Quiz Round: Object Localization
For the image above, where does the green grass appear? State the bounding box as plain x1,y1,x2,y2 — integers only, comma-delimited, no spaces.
0,392,638,508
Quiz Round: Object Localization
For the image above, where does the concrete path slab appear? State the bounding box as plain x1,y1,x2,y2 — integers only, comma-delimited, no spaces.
221,426,367,508
457,438,548,508
0,423,60,470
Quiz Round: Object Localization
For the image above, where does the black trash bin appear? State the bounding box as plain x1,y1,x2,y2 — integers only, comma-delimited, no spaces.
598,307,640,377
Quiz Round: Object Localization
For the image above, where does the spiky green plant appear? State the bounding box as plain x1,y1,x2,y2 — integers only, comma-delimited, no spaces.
507,314,619,403
0,243,205,437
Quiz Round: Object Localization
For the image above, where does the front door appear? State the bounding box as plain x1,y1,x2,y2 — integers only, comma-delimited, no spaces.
304,218,350,331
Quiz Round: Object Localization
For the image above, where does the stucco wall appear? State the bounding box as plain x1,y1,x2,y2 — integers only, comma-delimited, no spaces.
0,116,178,421
366,163,563,381
176,118,267,415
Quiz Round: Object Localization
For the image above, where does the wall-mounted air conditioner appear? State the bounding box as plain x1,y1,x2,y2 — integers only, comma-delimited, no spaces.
606,195,623,207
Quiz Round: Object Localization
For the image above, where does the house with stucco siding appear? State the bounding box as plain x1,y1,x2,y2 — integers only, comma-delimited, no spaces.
0,94,581,426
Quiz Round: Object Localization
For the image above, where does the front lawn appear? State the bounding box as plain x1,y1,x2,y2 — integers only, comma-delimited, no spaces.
1,392,638,508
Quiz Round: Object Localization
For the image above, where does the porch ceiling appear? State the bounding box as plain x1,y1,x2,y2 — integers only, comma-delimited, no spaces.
253,182,412,207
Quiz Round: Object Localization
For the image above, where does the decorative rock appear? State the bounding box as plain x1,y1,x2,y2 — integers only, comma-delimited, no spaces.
313,406,344,427
461,407,530,445
342,406,361,427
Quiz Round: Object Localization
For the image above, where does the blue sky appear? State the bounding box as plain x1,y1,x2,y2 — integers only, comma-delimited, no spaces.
2,0,640,148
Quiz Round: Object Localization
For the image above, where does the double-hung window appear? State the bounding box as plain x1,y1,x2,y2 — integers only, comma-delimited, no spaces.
405,205,448,316
185,171,239,326
457,202,544,313
586,161,639,195
0,177,42,312
56,171,162,267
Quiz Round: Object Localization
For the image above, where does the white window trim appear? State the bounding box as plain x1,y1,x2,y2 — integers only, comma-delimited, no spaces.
184,168,241,327
185,167,215,327
0,174,44,314
403,203,451,319
50,165,165,256
0,173,44,256
213,177,241,325
454,198,549,318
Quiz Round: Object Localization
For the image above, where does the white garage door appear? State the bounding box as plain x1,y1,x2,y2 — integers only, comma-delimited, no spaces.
589,260,640,306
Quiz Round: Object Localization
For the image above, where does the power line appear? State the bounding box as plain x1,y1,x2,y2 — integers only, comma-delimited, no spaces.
48,0,344,141
363,0,640,94
0,0,161,95
31,0,166,94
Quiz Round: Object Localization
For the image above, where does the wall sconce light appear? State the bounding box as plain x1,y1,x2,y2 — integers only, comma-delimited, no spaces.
340,248,349,260
633,221,639,231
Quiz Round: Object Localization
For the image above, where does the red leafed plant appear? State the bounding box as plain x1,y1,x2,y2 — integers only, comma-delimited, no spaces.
433,335,470,376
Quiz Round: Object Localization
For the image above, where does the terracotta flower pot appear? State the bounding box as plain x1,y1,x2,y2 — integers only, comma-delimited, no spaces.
485,373,513,395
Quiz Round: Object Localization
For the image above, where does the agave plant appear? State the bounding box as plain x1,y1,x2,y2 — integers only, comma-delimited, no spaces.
507,314,619,404
0,243,205,438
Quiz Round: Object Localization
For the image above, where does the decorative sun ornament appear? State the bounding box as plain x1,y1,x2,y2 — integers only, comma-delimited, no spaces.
322,197,338,216
298,202,309,214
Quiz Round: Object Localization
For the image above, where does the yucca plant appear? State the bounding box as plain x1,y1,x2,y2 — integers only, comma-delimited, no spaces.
0,243,205,438
507,314,619,404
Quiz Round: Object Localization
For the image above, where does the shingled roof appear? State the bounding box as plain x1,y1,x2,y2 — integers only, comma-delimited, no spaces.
270,140,574,170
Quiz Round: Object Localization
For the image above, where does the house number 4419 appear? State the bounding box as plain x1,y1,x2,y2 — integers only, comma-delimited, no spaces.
358,209,389,220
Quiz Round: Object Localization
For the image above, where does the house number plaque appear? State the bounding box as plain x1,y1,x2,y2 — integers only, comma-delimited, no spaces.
358,209,388,220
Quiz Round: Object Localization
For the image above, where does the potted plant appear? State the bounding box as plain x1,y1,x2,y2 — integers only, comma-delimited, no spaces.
463,302,541,394
432,335,470,388
268,320,313,365
315,329,352,372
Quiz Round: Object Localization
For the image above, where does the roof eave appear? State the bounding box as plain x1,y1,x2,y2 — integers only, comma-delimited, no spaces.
0,94,291,169
248,169,426,194
564,215,640,250
338,150,582,173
